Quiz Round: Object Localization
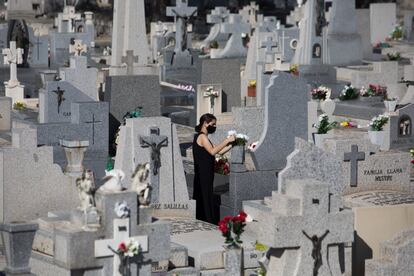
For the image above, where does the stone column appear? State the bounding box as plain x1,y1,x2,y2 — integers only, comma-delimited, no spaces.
0,222,39,276
60,140,89,177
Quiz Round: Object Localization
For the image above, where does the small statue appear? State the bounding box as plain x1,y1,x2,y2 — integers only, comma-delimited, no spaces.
114,201,130,218
303,230,330,276
131,163,152,207
98,169,125,192
75,169,96,211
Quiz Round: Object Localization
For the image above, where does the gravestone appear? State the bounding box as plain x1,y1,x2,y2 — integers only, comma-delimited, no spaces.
404,10,414,41
57,5,82,33
104,74,161,153
0,97,11,131
28,34,48,66
49,31,92,67
196,84,223,120
2,41,24,104
39,81,94,123
110,0,151,75
244,178,354,276
365,228,414,275
115,117,195,218
59,55,98,100
275,28,300,63
325,0,362,65
36,101,109,179
251,72,308,171
386,103,414,150
370,3,397,44
210,14,250,59
293,0,325,65
0,127,78,222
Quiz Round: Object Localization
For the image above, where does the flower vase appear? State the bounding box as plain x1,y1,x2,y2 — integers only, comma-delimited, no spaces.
384,100,397,113
247,86,256,97
368,130,385,146
231,145,245,164
313,133,333,148
224,243,243,276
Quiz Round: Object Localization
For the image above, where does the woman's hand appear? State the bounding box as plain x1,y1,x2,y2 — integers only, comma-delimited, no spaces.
226,134,236,144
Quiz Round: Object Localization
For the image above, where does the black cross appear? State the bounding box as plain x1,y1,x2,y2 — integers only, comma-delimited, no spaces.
344,145,365,187
83,114,102,145
52,86,65,114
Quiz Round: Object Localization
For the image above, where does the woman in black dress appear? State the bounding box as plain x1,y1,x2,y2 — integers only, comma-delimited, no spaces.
193,114,235,224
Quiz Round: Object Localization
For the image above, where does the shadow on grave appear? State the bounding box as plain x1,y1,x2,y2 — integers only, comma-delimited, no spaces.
352,231,373,276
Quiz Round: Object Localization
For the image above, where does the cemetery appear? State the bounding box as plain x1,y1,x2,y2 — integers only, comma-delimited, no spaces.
2,0,414,275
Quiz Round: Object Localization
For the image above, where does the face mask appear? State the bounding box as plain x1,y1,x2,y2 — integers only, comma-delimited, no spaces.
207,125,216,134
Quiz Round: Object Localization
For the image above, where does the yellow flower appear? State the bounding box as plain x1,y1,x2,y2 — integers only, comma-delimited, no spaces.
340,121,349,127
248,80,257,87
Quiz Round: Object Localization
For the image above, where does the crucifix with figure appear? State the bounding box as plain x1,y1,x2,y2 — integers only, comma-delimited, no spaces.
69,39,87,56
121,50,138,75
139,127,168,204
2,41,24,88
52,86,65,114
83,114,102,145
166,0,197,53
94,218,148,276
344,145,365,187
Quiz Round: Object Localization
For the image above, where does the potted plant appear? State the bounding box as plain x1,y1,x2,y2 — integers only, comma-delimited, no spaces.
384,96,398,112
311,86,331,110
368,114,389,146
386,52,401,61
312,114,337,148
339,84,359,101
247,80,256,97
228,131,249,164
389,24,403,41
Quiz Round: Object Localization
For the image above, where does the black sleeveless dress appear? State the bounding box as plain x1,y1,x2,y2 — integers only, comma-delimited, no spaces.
192,133,218,224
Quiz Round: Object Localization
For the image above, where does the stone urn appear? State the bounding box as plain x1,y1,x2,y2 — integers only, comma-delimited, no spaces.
384,100,397,113
224,244,244,276
0,222,39,275
60,139,89,177
368,130,385,146
231,145,245,164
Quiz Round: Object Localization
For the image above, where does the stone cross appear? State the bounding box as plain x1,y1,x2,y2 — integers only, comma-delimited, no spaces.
69,39,87,56
207,7,230,24
166,0,197,53
121,50,138,75
139,127,168,203
82,114,102,145
94,218,148,276
2,41,23,88
260,36,277,63
344,145,365,187
61,5,82,33
33,36,42,60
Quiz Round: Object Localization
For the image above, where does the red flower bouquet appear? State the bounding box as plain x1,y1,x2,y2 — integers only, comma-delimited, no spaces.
218,211,248,247
215,155,230,175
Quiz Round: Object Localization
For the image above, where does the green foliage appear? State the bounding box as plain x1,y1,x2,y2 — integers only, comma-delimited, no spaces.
313,114,337,134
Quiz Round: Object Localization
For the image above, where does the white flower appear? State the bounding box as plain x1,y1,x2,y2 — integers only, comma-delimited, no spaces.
228,130,237,136
248,141,258,151
245,214,254,222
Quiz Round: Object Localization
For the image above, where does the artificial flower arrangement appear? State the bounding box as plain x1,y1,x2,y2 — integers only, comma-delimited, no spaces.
373,42,391,49
311,86,331,101
218,211,249,247
313,114,337,134
369,114,389,131
228,130,249,146
215,155,230,175
247,141,258,152
13,101,25,110
248,80,257,88
339,120,357,128
389,24,403,40
359,84,387,98
410,148,414,166
108,238,142,273
290,64,299,76
339,84,359,101
387,52,401,61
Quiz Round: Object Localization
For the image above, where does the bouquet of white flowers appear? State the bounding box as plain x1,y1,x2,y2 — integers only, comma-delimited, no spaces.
228,130,249,146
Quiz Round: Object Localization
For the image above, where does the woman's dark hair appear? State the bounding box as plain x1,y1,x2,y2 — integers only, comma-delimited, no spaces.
195,113,216,132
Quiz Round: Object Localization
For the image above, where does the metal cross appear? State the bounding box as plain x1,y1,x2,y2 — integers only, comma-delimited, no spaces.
83,114,102,145
52,86,65,114
121,50,138,75
344,145,365,187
